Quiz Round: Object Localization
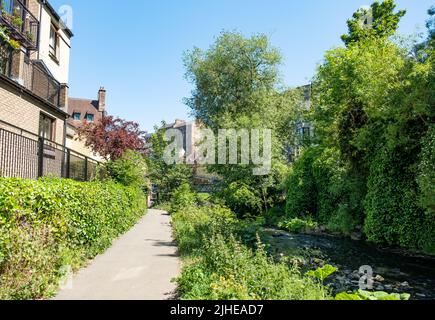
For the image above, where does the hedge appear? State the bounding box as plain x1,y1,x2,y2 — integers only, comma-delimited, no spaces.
285,144,435,255
0,177,147,300
364,146,435,254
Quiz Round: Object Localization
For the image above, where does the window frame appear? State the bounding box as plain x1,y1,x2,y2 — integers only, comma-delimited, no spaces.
39,113,55,141
72,112,81,120
85,113,95,123
49,23,59,60
302,127,311,138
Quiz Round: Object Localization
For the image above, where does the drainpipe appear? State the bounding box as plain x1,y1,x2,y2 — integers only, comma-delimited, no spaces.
63,118,67,148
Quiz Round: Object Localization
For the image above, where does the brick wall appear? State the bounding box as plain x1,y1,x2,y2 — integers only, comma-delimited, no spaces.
65,125,105,162
0,79,66,145
27,0,41,20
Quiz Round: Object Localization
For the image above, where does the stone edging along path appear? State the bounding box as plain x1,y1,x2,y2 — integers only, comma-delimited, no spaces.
54,209,180,300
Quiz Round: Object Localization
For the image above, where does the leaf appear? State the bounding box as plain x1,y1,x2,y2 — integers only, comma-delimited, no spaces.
335,292,364,300
306,264,338,281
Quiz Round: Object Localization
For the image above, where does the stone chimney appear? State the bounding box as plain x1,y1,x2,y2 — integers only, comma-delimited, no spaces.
98,87,106,112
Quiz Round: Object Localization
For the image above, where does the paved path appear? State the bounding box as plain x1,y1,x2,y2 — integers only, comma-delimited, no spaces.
55,209,180,300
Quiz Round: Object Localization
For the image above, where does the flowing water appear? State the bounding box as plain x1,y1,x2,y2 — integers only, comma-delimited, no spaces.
261,229,435,300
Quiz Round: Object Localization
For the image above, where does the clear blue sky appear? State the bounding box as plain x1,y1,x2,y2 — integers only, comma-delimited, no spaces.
50,0,433,132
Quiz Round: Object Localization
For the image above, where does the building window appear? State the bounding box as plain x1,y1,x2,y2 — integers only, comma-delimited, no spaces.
49,24,59,59
72,112,81,120
85,114,94,122
39,113,54,140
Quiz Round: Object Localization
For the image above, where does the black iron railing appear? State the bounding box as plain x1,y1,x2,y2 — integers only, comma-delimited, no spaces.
22,56,61,106
0,0,39,49
0,40,61,107
0,121,105,181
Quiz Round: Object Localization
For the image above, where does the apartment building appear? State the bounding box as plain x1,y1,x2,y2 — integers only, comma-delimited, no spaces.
0,0,105,181
295,84,314,141
0,0,72,144
283,84,315,162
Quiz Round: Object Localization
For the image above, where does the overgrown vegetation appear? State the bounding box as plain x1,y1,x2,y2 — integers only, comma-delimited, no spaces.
170,185,331,300
0,177,147,300
146,122,194,204
170,186,409,300
106,150,149,190
278,218,318,234
283,2,435,254
183,32,296,216
179,1,434,256
133,0,435,302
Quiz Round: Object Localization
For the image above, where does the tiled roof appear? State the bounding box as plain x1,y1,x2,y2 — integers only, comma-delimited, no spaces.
67,98,103,128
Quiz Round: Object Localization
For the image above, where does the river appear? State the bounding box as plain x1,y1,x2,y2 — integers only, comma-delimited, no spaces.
261,229,435,300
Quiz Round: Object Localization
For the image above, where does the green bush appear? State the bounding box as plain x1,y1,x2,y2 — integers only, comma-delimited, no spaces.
262,205,286,226
285,147,320,219
172,205,236,256
364,147,435,254
278,218,318,234
170,183,197,213
106,150,149,189
172,204,331,300
196,193,211,206
418,125,435,216
285,147,362,235
0,177,147,299
286,143,435,254
335,290,410,301
219,182,263,217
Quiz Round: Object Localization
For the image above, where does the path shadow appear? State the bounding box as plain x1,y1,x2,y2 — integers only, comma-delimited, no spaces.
155,253,180,258
145,239,177,248
165,289,180,301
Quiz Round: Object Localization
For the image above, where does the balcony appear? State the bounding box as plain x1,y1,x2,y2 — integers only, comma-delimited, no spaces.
22,56,61,106
0,0,39,50
0,40,60,107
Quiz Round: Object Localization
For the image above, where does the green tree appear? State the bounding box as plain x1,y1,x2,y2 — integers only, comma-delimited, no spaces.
147,122,193,204
341,0,406,46
184,32,281,129
106,150,149,189
428,6,435,40
307,4,434,252
184,31,298,215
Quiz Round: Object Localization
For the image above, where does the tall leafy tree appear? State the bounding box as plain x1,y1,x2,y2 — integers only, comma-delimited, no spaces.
300,2,434,252
341,0,406,46
184,32,297,214
184,32,282,130
428,6,435,40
